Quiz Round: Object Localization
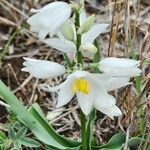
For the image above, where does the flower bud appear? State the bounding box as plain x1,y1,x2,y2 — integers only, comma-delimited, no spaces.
78,14,95,34
60,21,75,41
80,43,97,58
70,1,84,13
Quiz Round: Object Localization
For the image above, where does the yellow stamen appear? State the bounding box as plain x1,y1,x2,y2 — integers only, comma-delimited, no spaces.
72,78,89,94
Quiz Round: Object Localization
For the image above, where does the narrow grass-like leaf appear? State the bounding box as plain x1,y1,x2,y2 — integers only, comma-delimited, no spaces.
92,132,126,149
9,127,16,140
0,80,67,148
29,103,81,148
86,108,96,150
127,137,141,148
0,130,6,142
19,137,41,148
16,126,27,139
135,76,141,94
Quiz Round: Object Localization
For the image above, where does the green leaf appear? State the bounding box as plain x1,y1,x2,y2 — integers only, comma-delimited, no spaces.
16,126,27,139
93,40,100,73
86,108,96,150
14,141,22,150
130,48,137,60
29,103,81,148
135,76,141,94
47,145,81,150
127,137,141,148
0,130,6,142
94,40,101,62
0,80,70,148
9,127,16,140
19,137,41,148
92,133,126,150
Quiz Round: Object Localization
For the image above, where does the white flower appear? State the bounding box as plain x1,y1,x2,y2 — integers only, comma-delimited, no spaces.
43,10,108,58
99,57,141,77
27,2,71,39
43,38,76,53
21,57,66,79
47,71,129,118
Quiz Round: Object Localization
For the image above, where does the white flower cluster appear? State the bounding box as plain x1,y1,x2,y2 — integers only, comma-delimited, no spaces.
22,1,141,119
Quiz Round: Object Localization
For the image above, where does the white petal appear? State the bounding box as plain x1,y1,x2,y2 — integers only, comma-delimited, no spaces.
96,105,122,119
48,72,76,92
76,92,93,115
43,38,76,53
38,3,71,36
72,70,88,78
100,57,140,68
82,23,108,44
30,26,40,32
38,28,49,40
35,2,69,13
80,9,88,25
89,79,114,108
94,95,122,119
57,80,74,108
22,58,66,79
27,2,71,38
104,77,131,92
87,72,111,82
27,13,39,26
99,57,141,77
101,67,141,77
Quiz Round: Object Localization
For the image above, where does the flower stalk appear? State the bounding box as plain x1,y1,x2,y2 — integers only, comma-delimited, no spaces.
80,110,87,150
75,10,87,150
75,12,82,64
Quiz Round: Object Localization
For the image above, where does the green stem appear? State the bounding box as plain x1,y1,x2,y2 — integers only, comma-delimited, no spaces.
63,53,72,68
0,28,22,64
75,10,86,150
94,40,101,62
75,12,82,64
93,40,101,73
80,110,87,150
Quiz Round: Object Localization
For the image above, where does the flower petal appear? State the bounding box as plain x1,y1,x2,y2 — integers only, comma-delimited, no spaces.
82,23,108,44
48,72,77,92
89,79,114,108
27,2,71,38
104,77,131,92
94,95,122,119
96,105,122,119
100,57,140,68
99,57,141,77
22,57,66,79
76,92,93,115
57,80,74,108
72,70,88,78
38,28,49,39
80,9,88,25
43,38,76,53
